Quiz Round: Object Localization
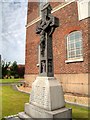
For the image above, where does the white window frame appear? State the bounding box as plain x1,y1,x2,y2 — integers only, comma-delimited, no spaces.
65,31,83,63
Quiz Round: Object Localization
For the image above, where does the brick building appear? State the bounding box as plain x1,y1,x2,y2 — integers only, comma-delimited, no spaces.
25,0,90,96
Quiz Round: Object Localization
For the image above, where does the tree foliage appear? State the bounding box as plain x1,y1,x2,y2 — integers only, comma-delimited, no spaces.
10,61,18,78
2,60,11,78
1,60,25,79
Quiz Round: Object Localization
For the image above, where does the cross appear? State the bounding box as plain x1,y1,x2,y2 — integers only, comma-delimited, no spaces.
36,3,59,77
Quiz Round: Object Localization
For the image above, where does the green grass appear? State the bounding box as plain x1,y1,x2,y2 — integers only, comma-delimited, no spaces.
66,103,89,119
0,86,2,119
0,85,89,119
0,78,23,84
1,86,29,119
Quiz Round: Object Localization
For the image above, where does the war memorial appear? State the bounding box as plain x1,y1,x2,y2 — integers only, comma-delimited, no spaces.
18,3,72,119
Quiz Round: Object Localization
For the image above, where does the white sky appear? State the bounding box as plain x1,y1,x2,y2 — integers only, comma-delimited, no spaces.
0,0,28,64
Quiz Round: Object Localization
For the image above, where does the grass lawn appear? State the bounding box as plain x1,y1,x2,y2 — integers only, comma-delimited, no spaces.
1,85,29,119
0,85,89,119
66,104,89,119
0,78,23,84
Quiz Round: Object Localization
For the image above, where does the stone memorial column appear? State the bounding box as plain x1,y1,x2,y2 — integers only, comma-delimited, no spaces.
19,3,72,119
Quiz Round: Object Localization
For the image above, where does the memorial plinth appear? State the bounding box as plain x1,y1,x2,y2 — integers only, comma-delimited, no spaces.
30,77,65,111
19,77,72,119
18,3,72,120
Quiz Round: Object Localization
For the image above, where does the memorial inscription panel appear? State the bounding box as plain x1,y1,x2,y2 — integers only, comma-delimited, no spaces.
30,79,50,109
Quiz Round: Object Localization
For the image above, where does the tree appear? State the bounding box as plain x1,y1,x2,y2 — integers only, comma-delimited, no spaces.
2,60,11,78
10,61,18,78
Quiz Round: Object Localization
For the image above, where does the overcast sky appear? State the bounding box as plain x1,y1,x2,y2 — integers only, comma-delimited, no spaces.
0,0,28,64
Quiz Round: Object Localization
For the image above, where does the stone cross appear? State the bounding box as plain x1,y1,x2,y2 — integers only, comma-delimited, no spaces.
36,3,59,77
18,3,72,119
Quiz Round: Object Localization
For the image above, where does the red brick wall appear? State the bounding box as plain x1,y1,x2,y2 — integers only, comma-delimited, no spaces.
25,2,89,75
52,2,88,74
88,17,90,73
27,2,39,24
25,24,39,74
27,2,62,23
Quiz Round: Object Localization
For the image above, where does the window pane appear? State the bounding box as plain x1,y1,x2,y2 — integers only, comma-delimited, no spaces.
71,51,75,57
70,43,74,50
67,31,83,60
76,50,81,57
75,32,81,39
76,42,81,49
68,43,75,51
68,52,71,58
68,34,75,43
68,51,75,58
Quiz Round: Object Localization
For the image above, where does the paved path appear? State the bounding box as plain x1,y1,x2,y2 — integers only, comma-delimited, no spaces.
4,116,21,120
0,81,24,86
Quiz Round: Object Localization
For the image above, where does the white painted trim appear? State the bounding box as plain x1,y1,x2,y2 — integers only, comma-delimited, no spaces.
52,0,75,13
26,0,76,28
77,0,90,21
65,58,83,63
26,16,41,28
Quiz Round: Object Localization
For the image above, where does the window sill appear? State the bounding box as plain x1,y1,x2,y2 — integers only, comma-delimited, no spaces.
65,58,84,63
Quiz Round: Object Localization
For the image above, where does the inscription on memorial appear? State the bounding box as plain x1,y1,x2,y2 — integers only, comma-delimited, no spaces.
30,79,50,108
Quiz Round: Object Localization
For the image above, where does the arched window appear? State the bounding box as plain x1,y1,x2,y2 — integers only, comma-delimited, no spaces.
66,31,83,62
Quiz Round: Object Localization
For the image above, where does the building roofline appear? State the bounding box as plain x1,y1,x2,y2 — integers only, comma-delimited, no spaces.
26,0,75,28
